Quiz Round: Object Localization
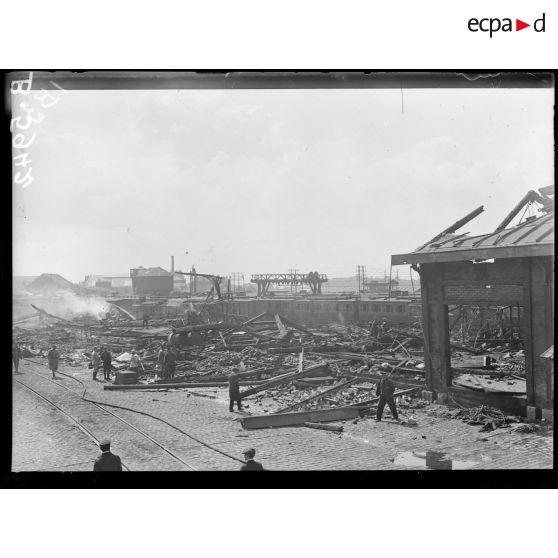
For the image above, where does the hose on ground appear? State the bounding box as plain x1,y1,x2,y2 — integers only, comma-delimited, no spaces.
21,358,246,465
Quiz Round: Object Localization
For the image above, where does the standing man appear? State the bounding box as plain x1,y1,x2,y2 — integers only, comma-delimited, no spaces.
375,366,399,422
228,367,242,412
101,346,112,381
142,314,149,329
240,448,264,470
157,344,167,379
129,349,141,373
93,439,123,472
164,347,176,380
91,347,101,381
13,342,23,373
47,344,60,379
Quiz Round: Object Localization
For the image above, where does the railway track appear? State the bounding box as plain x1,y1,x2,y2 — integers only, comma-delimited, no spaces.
15,359,248,471
14,371,198,471
14,358,250,471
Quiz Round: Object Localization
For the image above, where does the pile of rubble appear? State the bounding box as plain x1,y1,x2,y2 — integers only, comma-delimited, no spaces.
427,405,524,432
14,301,536,431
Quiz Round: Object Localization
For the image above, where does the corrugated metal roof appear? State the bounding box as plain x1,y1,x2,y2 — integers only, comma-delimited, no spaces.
425,213,554,252
392,210,554,265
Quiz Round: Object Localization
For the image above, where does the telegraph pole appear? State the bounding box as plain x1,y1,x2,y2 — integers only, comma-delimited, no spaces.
356,265,361,295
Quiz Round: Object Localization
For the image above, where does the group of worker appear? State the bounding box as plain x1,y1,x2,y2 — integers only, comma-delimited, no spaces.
157,343,177,379
90,346,113,381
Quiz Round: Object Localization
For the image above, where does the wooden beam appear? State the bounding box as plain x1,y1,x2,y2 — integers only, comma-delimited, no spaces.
277,378,359,413
104,380,268,390
274,314,289,337
239,361,334,399
304,422,344,432
241,406,360,430
415,206,484,252
494,190,545,233
280,315,314,335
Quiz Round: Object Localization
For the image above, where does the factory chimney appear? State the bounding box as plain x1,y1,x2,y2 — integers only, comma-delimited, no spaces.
171,255,174,273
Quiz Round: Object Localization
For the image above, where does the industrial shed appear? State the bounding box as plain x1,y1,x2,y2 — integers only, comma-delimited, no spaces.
392,188,554,423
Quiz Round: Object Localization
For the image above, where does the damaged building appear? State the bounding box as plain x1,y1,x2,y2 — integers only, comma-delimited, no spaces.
391,187,554,423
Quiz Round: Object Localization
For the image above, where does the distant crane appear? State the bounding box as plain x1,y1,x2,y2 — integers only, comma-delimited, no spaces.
174,270,224,300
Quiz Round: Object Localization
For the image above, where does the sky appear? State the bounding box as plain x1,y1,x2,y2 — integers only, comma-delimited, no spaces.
12,86,554,283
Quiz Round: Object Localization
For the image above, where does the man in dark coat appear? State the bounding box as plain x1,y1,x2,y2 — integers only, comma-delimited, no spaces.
228,368,242,412
47,344,60,379
100,347,112,380
164,347,176,379
93,439,122,472
240,448,264,471
375,366,399,422
13,342,23,373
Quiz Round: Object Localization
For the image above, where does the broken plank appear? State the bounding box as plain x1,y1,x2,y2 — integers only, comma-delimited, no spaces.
293,377,336,388
274,314,289,337
241,406,360,430
278,377,360,413
304,422,344,432
104,380,268,390
279,315,314,335
240,312,269,327
339,372,424,391
239,361,334,399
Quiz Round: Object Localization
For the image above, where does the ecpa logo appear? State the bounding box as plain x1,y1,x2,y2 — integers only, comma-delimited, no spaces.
468,13,546,37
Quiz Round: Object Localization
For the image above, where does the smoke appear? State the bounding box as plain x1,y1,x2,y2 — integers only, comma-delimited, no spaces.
16,291,110,321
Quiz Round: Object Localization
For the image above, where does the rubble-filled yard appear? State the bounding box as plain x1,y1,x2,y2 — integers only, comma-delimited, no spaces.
13,304,536,431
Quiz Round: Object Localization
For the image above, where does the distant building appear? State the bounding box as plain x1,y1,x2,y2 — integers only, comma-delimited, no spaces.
363,277,407,296
84,274,133,294
130,267,173,296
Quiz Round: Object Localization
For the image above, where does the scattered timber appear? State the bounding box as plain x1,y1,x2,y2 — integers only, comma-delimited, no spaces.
278,378,359,413
104,380,268,391
239,361,336,399
241,406,360,430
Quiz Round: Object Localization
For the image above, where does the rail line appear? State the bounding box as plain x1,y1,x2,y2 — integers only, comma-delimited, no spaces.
17,358,246,470
14,376,131,471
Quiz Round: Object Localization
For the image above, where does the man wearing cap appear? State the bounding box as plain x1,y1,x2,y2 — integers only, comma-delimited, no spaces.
240,448,264,471
93,439,122,472
47,344,60,379
375,366,399,422
228,368,242,412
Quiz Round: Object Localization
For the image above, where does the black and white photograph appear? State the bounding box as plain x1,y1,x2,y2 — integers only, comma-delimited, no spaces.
8,71,554,476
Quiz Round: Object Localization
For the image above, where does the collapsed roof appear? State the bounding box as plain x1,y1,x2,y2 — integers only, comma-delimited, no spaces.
392,186,554,265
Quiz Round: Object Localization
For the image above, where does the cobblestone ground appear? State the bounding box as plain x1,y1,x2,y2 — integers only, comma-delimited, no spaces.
12,359,554,471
